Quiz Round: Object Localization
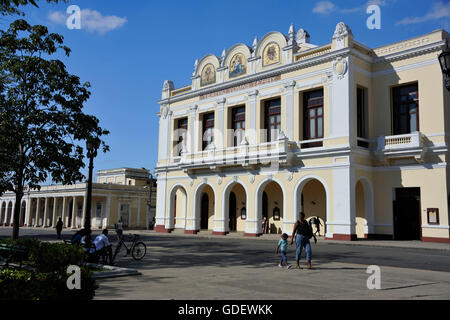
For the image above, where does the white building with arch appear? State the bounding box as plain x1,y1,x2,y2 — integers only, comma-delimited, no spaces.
154,22,450,243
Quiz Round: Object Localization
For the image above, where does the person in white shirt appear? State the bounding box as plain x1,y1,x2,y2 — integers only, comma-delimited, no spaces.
92,229,113,263
116,219,124,239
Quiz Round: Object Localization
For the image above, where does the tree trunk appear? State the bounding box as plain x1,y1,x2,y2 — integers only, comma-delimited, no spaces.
12,190,23,240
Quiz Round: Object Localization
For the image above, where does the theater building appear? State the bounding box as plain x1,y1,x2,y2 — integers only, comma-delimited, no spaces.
155,22,450,243
0,168,156,230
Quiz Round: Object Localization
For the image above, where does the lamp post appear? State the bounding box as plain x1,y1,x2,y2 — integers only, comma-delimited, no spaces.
438,50,450,91
85,137,100,232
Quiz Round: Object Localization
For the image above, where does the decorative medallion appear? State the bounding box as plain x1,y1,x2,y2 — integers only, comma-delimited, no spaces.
263,42,280,67
218,176,223,185
249,175,255,184
189,179,194,187
201,64,216,87
333,58,348,80
229,53,247,78
161,105,169,119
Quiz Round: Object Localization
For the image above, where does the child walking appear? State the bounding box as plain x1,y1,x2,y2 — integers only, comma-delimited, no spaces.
276,233,291,269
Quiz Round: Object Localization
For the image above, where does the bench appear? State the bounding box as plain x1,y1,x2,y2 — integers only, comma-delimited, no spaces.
0,244,29,269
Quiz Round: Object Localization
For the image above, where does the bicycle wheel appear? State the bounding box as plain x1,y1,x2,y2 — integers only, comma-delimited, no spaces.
132,242,146,260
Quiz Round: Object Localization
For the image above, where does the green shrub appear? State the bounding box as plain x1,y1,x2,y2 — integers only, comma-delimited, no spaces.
0,267,97,300
0,238,84,272
0,238,97,300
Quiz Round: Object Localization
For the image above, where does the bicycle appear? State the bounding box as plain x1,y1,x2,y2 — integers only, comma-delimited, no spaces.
111,233,147,264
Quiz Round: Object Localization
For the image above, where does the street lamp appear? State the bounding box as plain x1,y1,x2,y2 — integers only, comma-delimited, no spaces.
438,50,450,91
85,137,100,232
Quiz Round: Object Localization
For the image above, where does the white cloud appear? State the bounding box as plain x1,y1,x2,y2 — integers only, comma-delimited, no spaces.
48,9,127,35
367,0,387,6
397,2,450,25
312,1,336,14
316,0,387,15
340,0,387,14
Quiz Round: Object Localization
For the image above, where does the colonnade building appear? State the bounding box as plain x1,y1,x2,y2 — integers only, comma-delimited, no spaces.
0,168,156,230
155,22,450,243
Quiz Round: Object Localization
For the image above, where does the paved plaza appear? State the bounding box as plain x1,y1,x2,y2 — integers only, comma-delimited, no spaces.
1,228,450,300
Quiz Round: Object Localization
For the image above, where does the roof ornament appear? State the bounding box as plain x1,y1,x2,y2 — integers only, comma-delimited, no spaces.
297,28,310,44
288,23,296,46
162,80,174,92
333,22,353,40
252,36,258,57
221,48,227,67
192,58,199,76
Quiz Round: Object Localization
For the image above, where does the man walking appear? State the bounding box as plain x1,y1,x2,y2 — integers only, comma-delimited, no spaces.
56,217,64,240
313,217,322,236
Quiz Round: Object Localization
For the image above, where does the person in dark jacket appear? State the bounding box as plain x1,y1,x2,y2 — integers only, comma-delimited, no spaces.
56,217,64,239
290,212,313,269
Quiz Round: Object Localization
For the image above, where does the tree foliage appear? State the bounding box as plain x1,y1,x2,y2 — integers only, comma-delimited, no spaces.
0,0,64,16
0,19,109,239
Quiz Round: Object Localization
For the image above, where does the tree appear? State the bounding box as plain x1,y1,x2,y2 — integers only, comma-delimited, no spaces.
0,19,109,240
0,0,64,16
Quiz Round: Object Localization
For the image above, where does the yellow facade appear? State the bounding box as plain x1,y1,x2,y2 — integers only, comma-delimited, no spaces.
155,23,450,243
0,168,156,230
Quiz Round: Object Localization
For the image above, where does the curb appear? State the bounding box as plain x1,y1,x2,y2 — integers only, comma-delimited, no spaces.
85,263,142,279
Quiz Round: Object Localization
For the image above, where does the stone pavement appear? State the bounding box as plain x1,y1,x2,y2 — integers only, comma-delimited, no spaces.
94,231,450,300
95,249,450,300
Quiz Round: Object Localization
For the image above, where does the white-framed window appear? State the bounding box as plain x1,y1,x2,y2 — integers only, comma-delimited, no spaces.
120,203,130,228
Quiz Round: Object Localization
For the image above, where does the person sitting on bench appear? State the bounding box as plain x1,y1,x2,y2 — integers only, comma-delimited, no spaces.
91,229,113,264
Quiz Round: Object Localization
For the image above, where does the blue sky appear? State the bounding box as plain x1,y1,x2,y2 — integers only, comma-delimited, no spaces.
3,0,449,181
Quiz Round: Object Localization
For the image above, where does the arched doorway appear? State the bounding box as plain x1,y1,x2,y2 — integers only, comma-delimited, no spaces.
229,192,237,231
168,185,188,230
193,183,215,233
295,176,329,237
223,181,248,234
200,193,209,230
1,202,6,225
355,177,374,239
256,179,285,235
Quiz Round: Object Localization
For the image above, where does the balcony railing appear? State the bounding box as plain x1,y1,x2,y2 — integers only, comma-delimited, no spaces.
170,135,296,171
377,131,425,161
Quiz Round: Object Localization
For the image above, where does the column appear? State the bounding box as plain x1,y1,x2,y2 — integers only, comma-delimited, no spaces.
328,166,356,240
158,104,172,162
10,201,16,226
34,198,41,227
71,196,77,228
216,98,226,149
284,81,296,141
155,174,168,233
25,198,32,227
61,197,67,228
104,195,111,229
52,197,58,227
82,193,87,228
188,105,198,154
43,197,49,227
247,90,259,145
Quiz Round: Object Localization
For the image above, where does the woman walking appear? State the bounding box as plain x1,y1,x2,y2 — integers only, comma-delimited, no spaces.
290,212,313,269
